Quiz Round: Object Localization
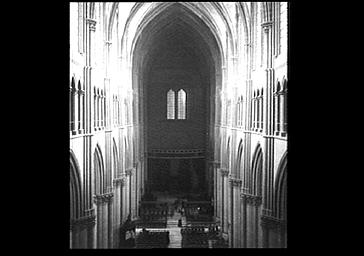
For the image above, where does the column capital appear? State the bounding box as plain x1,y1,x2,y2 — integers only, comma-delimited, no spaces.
86,18,97,31
261,21,273,30
220,168,229,177
125,168,134,176
113,177,124,187
93,192,114,205
241,193,262,206
229,178,242,187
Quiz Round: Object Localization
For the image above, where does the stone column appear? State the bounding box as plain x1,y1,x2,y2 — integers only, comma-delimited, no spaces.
74,88,79,134
229,178,242,248
94,195,104,248
274,92,280,134
253,196,263,248
261,20,275,223
112,178,121,248
261,215,285,248
125,168,132,218
106,193,114,248
279,91,285,134
240,193,248,248
220,168,229,237
86,17,96,132
85,208,96,249
70,213,96,249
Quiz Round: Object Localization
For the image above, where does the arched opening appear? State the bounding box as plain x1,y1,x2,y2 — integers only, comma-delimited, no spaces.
236,139,244,179
274,152,287,247
70,151,83,248
251,145,263,196
132,3,223,197
247,144,263,248
93,145,106,248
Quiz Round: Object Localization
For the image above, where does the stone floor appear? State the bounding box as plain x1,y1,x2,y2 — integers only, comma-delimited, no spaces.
136,192,218,248
136,193,186,248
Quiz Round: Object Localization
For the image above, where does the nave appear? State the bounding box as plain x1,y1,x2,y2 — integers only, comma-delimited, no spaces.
121,192,227,248
70,2,288,248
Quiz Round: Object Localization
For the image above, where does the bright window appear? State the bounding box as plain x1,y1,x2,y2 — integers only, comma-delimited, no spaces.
177,89,186,119
167,89,175,119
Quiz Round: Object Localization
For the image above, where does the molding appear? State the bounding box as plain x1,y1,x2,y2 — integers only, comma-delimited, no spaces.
241,193,262,206
70,214,96,230
113,177,124,187
261,21,273,29
260,214,286,231
229,178,242,187
86,18,97,31
208,161,221,168
93,192,114,204
125,168,134,176
220,168,229,177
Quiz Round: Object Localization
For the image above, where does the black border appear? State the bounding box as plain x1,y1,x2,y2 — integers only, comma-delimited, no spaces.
13,0,328,254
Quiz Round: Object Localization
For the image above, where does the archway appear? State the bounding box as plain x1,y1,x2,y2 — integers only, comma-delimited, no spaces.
131,3,224,197
70,151,83,248
274,152,287,247
246,144,263,248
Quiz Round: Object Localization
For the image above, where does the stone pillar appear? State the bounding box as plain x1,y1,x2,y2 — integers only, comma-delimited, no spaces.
125,168,132,218
229,178,242,248
94,195,104,248
85,208,96,249
261,215,286,248
261,21,275,226
279,92,285,133
70,213,96,249
112,178,122,248
220,168,229,237
274,92,280,134
240,193,248,248
86,17,96,132
106,194,114,248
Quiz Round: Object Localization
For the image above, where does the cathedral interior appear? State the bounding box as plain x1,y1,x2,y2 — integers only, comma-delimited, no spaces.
69,2,288,249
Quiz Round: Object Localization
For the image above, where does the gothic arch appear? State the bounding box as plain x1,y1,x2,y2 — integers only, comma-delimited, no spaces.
274,151,287,220
251,143,263,196
226,136,231,170
261,2,273,23
113,138,119,178
236,139,244,178
94,144,105,195
115,2,242,67
237,2,251,44
124,136,129,169
70,150,82,220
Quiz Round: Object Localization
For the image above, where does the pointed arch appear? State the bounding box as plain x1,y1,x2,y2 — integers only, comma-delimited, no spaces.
177,89,187,120
94,144,105,195
236,139,244,178
226,136,231,170
276,80,281,93
167,89,175,120
113,138,119,179
124,136,129,169
274,151,287,220
124,2,229,68
70,78,76,131
282,77,288,91
70,150,82,220
251,143,263,196
261,2,273,23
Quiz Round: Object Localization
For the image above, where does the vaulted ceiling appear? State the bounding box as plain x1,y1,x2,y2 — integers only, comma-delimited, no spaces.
133,3,221,81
